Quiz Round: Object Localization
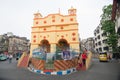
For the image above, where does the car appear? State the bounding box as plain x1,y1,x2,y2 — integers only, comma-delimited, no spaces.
99,52,108,62
0,55,7,61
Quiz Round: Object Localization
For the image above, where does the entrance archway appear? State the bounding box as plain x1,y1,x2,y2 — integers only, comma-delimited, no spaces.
39,40,50,53
57,39,69,51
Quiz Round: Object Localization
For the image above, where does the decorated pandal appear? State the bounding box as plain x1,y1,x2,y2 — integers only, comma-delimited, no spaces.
27,7,93,75
18,47,92,75
29,47,79,75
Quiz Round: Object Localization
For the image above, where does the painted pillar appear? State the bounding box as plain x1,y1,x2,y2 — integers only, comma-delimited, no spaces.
49,25,57,53
50,44,56,53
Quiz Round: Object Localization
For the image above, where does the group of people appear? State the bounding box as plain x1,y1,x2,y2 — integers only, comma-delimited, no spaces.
77,50,88,70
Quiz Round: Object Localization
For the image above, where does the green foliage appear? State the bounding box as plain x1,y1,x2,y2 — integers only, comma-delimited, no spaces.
101,4,112,21
107,34,118,46
101,20,115,34
101,4,119,52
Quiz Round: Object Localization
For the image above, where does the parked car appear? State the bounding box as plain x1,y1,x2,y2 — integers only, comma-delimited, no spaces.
0,54,7,61
99,52,108,62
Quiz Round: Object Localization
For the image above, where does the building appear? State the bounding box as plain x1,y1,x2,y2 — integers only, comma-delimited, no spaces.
8,35,30,54
30,7,80,56
94,24,111,53
112,0,120,47
80,39,87,52
0,32,30,54
81,37,95,53
85,37,95,52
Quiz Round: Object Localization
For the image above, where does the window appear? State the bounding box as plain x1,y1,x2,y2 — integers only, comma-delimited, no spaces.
97,30,99,33
95,43,97,46
102,39,107,43
98,41,101,45
103,46,109,51
97,35,100,39
95,38,97,41
102,32,107,36
96,49,98,52
99,47,102,52
94,33,96,36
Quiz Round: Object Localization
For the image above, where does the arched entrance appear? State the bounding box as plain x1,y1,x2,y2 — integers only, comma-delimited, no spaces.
57,39,69,52
39,40,50,53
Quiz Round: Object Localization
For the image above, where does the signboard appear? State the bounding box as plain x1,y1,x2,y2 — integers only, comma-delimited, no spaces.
32,48,46,60
62,50,71,60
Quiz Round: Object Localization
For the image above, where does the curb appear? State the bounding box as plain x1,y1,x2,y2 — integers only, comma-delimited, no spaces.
28,67,76,75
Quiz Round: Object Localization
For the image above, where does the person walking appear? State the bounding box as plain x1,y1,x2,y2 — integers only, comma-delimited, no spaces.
81,51,87,66
9,54,13,63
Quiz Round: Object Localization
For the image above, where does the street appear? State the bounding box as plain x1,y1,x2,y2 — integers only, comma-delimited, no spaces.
0,58,120,80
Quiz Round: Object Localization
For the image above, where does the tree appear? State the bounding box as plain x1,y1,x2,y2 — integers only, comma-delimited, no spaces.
101,4,119,52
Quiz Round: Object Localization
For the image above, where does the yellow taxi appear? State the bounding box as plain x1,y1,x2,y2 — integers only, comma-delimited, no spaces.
99,52,108,62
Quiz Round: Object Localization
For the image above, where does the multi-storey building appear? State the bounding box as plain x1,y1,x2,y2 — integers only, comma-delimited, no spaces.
84,37,95,52
0,32,30,54
94,24,111,53
81,37,95,53
80,39,87,52
112,0,120,47
8,35,30,54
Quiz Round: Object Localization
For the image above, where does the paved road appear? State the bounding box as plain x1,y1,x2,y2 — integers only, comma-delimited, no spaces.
0,58,120,80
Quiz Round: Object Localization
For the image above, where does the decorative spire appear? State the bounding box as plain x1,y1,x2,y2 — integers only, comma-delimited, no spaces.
34,10,42,18
58,8,61,14
68,6,76,15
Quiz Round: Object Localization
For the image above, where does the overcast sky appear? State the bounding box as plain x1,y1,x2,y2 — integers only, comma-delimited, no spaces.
0,0,112,40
